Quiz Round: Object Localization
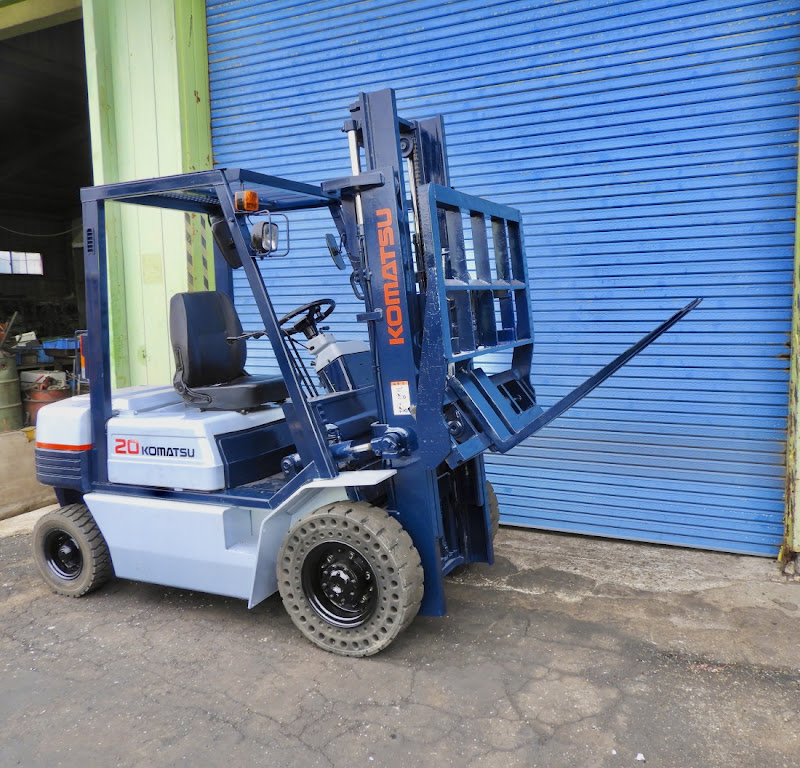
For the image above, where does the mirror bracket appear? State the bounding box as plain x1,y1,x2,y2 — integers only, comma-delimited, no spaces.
251,212,290,257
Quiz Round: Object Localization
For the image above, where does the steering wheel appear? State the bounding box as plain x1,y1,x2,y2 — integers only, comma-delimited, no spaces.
278,298,336,339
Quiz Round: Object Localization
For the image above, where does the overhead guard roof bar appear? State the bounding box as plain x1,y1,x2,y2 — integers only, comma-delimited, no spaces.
80,168,339,214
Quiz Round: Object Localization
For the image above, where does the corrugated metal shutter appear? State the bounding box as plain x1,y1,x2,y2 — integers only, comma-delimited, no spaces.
206,0,798,556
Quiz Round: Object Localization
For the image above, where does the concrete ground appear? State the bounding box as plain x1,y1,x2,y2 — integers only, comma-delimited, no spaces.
1,509,798,768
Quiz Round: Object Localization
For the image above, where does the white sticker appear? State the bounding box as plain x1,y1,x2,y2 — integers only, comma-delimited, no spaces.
390,381,412,416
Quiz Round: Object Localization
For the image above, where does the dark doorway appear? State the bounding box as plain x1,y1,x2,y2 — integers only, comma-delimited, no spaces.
0,19,91,338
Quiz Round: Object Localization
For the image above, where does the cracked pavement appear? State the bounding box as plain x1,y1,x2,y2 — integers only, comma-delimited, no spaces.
1,512,798,767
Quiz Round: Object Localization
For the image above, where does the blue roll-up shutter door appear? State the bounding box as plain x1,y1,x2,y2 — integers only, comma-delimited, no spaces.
206,0,797,556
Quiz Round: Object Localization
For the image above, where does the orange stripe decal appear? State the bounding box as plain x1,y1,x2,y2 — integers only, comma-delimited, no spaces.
36,442,92,452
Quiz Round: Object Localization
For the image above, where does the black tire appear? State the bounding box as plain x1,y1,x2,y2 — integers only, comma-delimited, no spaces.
277,501,423,657
487,481,500,541
32,504,114,597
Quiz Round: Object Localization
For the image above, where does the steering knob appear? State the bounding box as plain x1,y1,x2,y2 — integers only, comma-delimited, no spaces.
278,298,336,340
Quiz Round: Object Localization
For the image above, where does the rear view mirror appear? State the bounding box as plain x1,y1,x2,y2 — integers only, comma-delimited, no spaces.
251,221,279,254
326,233,347,270
210,214,242,269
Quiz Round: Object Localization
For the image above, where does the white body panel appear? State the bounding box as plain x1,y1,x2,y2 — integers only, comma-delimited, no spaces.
36,392,94,447
107,397,285,491
36,385,286,491
84,469,396,605
86,493,260,599
36,386,182,448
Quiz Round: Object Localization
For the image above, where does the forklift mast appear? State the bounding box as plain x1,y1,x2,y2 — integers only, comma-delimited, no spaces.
323,90,509,615
323,90,699,615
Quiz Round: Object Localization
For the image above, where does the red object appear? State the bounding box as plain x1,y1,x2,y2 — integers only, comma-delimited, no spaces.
25,387,71,426
35,441,92,451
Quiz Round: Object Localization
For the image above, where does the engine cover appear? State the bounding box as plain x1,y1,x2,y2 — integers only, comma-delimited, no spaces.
107,390,285,491
36,386,286,492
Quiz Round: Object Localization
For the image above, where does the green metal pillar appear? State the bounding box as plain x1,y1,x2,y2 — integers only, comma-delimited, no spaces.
82,0,213,387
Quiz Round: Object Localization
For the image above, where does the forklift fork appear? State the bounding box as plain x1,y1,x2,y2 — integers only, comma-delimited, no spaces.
447,296,701,463
414,181,702,468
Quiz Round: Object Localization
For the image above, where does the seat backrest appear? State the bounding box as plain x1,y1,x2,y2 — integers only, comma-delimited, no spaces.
170,291,246,388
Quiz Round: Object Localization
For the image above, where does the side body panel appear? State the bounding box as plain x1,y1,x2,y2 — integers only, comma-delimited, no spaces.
84,470,396,604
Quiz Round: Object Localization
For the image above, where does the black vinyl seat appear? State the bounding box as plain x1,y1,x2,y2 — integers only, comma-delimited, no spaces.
170,291,289,410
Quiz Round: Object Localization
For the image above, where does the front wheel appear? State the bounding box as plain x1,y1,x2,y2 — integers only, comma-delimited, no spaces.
277,501,423,657
32,504,114,597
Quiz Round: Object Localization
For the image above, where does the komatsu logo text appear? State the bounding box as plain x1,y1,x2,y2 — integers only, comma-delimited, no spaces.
376,208,405,345
114,438,195,459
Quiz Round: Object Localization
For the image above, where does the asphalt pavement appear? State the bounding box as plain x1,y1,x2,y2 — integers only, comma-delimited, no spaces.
1,509,798,767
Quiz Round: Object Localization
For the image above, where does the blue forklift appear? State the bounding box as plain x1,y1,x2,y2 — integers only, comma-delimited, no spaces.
32,90,699,656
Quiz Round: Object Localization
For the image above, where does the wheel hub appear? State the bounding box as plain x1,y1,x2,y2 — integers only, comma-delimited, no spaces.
44,530,83,581
320,556,372,609
302,542,378,628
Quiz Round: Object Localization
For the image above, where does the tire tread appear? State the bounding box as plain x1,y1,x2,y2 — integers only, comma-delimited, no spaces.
33,503,113,597
277,501,423,657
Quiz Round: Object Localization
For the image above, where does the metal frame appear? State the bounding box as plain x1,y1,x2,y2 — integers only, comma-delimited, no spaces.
81,168,341,501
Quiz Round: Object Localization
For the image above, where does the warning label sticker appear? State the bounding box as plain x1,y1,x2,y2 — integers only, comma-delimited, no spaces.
390,381,412,416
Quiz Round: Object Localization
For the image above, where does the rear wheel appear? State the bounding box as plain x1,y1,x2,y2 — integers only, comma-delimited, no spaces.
32,504,113,597
277,501,423,657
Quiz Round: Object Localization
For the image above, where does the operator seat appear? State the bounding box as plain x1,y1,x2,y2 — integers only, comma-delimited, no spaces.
169,291,289,410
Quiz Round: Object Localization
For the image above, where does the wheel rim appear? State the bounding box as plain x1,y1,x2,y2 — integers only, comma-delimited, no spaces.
301,542,378,628
43,529,83,581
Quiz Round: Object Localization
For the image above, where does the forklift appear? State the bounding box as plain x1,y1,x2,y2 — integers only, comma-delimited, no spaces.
32,89,700,656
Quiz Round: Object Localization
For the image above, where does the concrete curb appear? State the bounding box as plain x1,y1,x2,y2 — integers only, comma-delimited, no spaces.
0,504,57,538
